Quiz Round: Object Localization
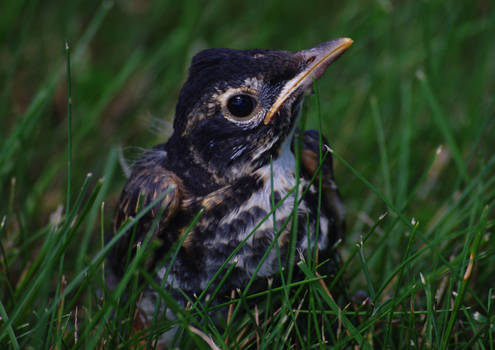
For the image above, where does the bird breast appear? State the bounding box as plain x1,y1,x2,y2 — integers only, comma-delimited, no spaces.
204,140,329,281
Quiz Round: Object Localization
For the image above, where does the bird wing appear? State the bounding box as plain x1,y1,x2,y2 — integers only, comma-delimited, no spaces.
300,130,345,241
109,152,182,277
299,130,349,305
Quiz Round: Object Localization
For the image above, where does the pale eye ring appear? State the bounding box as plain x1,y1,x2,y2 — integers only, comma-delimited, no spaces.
226,94,257,118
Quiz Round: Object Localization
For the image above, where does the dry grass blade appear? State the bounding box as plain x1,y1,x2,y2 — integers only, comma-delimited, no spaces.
188,326,221,350
225,289,236,346
283,292,306,343
254,304,260,349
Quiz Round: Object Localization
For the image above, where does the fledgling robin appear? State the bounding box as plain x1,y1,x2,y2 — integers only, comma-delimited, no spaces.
107,38,352,346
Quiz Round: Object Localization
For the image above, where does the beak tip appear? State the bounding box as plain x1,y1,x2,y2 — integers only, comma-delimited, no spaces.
343,37,354,45
264,37,353,125
326,37,354,52
341,37,354,48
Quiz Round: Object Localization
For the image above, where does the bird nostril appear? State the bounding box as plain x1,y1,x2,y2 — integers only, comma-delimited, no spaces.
306,56,316,64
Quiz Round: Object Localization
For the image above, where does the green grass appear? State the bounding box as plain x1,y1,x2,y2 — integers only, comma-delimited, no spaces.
1,0,495,348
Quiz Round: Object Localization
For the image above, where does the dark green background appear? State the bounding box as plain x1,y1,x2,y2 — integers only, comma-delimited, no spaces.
1,0,494,348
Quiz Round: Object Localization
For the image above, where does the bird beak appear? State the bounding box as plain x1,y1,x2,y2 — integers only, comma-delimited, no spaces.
263,37,353,125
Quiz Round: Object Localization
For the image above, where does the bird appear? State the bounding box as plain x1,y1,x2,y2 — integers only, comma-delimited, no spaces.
107,38,352,347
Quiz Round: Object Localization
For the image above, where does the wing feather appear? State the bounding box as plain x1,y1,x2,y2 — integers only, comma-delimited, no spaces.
108,152,182,278
300,129,345,240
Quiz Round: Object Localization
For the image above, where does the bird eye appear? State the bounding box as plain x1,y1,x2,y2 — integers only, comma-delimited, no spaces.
227,94,257,118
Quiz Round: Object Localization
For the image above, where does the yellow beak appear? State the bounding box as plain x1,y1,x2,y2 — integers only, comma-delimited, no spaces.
263,37,353,125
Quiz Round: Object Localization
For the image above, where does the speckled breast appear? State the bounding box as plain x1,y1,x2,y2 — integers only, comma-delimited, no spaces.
153,147,331,306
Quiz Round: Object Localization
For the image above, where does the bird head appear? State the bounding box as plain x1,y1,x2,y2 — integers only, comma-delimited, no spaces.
167,38,353,188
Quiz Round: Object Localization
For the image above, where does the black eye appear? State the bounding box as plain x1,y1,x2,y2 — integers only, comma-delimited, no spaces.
227,94,256,118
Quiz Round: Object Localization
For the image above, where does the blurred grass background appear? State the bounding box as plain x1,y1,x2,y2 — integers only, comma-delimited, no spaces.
1,0,494,348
